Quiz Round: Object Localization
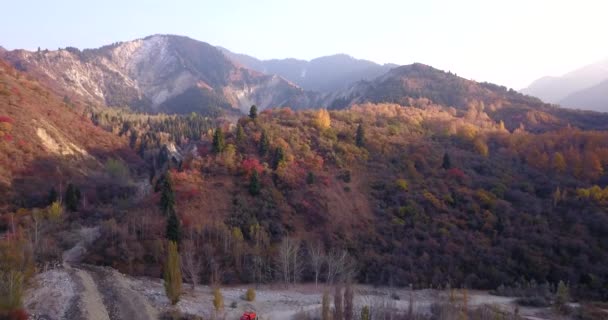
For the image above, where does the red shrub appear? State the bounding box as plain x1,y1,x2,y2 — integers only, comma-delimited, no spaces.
447,168,466,180
241,158,263,177
0,115,13,123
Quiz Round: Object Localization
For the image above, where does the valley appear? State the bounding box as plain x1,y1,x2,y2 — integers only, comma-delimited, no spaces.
1,33,608,320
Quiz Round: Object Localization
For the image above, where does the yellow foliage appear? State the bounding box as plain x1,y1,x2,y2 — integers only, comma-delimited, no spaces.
473,137,489,157
47,201,63,221
395,179,408,191
314,109,331,130
552,152,566,173
213,287,224,311
245,288,256,301
164,241,182,305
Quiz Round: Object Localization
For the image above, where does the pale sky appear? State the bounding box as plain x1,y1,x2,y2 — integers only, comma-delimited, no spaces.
1,0,607,89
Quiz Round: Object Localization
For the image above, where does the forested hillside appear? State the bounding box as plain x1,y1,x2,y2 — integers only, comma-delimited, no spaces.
79,103,608,301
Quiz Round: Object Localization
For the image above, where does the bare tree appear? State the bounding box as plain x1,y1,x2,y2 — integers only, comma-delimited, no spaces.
326,248,348,284
291,239,303,285
344,282,354,320
277,238,296,285
308,240,325,287
181,239,202,291
334,284,343,320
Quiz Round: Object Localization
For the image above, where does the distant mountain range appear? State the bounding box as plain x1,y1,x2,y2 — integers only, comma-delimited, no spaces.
521,58,608,112
2,34,608,131
219,48,397,93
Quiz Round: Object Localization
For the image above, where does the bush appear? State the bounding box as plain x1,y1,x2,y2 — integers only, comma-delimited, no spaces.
516,296,550,307
245,288,255,301
213,287,224,311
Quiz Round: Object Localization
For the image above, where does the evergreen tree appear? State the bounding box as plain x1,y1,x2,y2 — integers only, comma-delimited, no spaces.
272,147,285,170
47,187,58,205
355,123,365,147
442,152,452,169
236,123,245,144
555,280,570,312
212,127,225,154
306,172,315,185
160,174,175,215
259,131,270,156
166,209,181,243
249,170,261,196
164,241,182,305
64,183,81,212
249,105,258,120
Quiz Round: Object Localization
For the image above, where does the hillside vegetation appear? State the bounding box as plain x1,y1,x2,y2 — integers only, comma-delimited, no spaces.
78,103,608,302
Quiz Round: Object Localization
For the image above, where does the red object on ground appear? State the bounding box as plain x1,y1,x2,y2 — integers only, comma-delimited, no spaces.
240,312,257,320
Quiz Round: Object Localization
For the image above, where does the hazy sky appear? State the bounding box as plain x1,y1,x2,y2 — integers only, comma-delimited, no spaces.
1,0,607,89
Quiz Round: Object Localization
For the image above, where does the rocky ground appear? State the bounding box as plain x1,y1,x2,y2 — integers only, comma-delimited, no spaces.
23,227,564,320
25,268,562,320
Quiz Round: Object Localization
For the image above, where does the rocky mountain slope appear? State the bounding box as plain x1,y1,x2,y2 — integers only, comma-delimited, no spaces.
521,58,608,111
327,63,608,131
220,48,397,92
1,35,320,115
0,58,141,209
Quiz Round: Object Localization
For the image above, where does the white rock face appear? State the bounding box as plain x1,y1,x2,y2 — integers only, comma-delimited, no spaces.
3,35,319,112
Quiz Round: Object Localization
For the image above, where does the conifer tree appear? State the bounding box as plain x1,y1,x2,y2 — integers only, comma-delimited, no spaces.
164,241,182,305
47,187,58,205
442,152,452,169
249,170,261,196
355,123,365,147
259,131,270,156
212,127,225,153
272,147,285,170
249,105,258,120
166,209,181,243
160,174,175,215
64,183,81,212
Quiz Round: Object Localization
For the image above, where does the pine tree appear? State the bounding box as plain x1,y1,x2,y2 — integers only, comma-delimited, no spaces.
166,209,181,243
64,183,81,212
272,147,285,170
259,131,270,156
249,105,258,120
164,241,182,305
47,187,58,205
212,127,225,154
555,280,570,312
160,174,175,215
249,170,261,196
442,152,452,169
236,124,245,144
355,123,365,147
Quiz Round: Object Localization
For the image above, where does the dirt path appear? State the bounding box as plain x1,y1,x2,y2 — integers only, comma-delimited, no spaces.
73,267,111,320
83,265,159,320
29,226,160,320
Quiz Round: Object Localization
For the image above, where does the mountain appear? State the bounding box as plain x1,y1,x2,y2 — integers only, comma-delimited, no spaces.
0,58,141,209
521,58,608,111
0,35,319,115
220,48,397,92
559,78,608,112
328,63,608,131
